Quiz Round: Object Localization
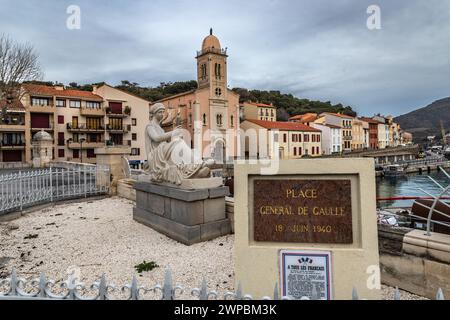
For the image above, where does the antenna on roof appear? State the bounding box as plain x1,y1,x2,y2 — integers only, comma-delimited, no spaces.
210,28,213,35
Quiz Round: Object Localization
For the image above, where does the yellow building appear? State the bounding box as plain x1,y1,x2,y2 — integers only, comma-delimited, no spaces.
351,118,364,150
240,119,322,159
157,29,240,163
241,102,277,122
0,83,150,166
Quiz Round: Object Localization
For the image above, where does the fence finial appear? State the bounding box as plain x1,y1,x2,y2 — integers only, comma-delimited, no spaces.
352,287,359,300
436,288,445,300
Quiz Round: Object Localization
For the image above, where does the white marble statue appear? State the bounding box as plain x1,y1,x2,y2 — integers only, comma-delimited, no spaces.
145,103,212,185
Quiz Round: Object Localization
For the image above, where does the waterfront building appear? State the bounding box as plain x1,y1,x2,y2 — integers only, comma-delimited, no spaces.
288,113,318,126
241,102,276,122
240,119,322,159
351,118,365,150
0,83,150,165
316,112,354,152
359,117,380,149
310,123,342,155
156,29,240,163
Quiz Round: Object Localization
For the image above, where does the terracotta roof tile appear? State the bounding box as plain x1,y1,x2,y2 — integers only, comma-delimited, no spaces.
22,84,103,101
246,119,321,132
0,98,26,112
321,112,354,119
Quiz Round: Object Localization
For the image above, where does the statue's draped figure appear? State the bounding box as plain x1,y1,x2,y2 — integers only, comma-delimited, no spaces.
145,103,211,185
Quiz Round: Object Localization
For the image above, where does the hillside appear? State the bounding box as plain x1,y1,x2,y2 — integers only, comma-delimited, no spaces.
395,97,450,143
23,80,358,120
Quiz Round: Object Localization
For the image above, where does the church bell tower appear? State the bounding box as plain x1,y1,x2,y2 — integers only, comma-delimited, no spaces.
196,28,228,100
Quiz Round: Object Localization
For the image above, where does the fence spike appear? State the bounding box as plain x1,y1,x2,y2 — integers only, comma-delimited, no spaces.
273,283,279,300
352,287,358,300
163,268,173,300
394,287,401,300
236,282,243,300
10,268,18,296
98,274,107,300
436,288,445,300
38,272,47,298
199,277,208,300
130,275,139,300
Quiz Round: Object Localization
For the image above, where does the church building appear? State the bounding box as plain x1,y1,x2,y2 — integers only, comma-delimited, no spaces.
157,29,240,163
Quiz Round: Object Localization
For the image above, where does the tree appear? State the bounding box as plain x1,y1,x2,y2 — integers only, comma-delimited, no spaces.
0,34,43,100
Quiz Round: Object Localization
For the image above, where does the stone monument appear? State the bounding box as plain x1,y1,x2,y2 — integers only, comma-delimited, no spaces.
32,130,53,168
133,103,231,245
234,159,381,300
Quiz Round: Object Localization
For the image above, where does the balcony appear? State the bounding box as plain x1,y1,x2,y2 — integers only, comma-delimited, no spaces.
343,135,353,140
29,103,55,113
0,142,26,150
31,123,54,131
106,124,130,133
66,123,105,133
196,47,228,57
105,106,131,118
0,122,26,131
80,107,105,117
67,141,105,149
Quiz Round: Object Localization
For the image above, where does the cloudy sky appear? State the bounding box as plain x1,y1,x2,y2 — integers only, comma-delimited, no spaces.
1,0,449,116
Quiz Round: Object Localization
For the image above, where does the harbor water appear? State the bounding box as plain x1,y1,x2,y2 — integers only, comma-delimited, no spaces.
377,170,450,208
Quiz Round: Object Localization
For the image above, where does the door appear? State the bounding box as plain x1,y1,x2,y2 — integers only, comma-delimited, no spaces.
72,116,79,129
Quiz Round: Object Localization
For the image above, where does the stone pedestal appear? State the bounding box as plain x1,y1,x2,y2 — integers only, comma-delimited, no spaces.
95,146,131,195
133,181,231,245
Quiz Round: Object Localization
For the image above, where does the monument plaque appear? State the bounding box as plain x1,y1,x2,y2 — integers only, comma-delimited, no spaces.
253,180,352,243
280,250,332,300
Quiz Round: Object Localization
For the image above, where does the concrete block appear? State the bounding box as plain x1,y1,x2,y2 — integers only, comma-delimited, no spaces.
168,188,209,202
204,198,226,223
170,199,204,225
200,219,231,241
147,193,166,215
133,207,201,245
209,186,230,198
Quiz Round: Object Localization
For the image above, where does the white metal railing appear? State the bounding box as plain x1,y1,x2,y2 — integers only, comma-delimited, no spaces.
0,268,445,300
0,165,110,215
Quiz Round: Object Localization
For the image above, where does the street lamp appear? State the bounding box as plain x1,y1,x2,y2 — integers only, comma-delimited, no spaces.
80,138,86,163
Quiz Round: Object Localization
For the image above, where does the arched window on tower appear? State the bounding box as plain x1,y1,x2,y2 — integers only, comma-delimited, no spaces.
203,113,207,126
230,115,234,127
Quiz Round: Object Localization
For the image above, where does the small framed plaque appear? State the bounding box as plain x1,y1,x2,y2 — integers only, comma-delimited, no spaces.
280,250,333,300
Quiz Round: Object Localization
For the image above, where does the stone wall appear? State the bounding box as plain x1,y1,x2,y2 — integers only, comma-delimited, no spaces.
378,224,450,299
117,179,136,201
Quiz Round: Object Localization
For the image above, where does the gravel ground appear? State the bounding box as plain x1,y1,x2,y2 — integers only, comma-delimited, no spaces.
0,197,427,300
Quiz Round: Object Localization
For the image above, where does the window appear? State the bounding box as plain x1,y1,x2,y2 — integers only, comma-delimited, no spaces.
131,148,140,156
203,113,207,126
32,97,50,106
58,149,65,158
304,134,310,142
58,115,64,124
132,118,137,126
293,147,297,156
69,100,81,108
317,135,321,142
132,133,137,141
312,135,316,142
215,88,222,96
86,117,102,130
316,147,320,154
86,101,101,109
283,134,287,143
216,114,223,126
312,147,315,155
58,132,65,146
56,99,65,107
230,115,234,127
189,113,192,126
73,149,80,159
87,149,96,158
292,134,297,142
299,147,302,155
